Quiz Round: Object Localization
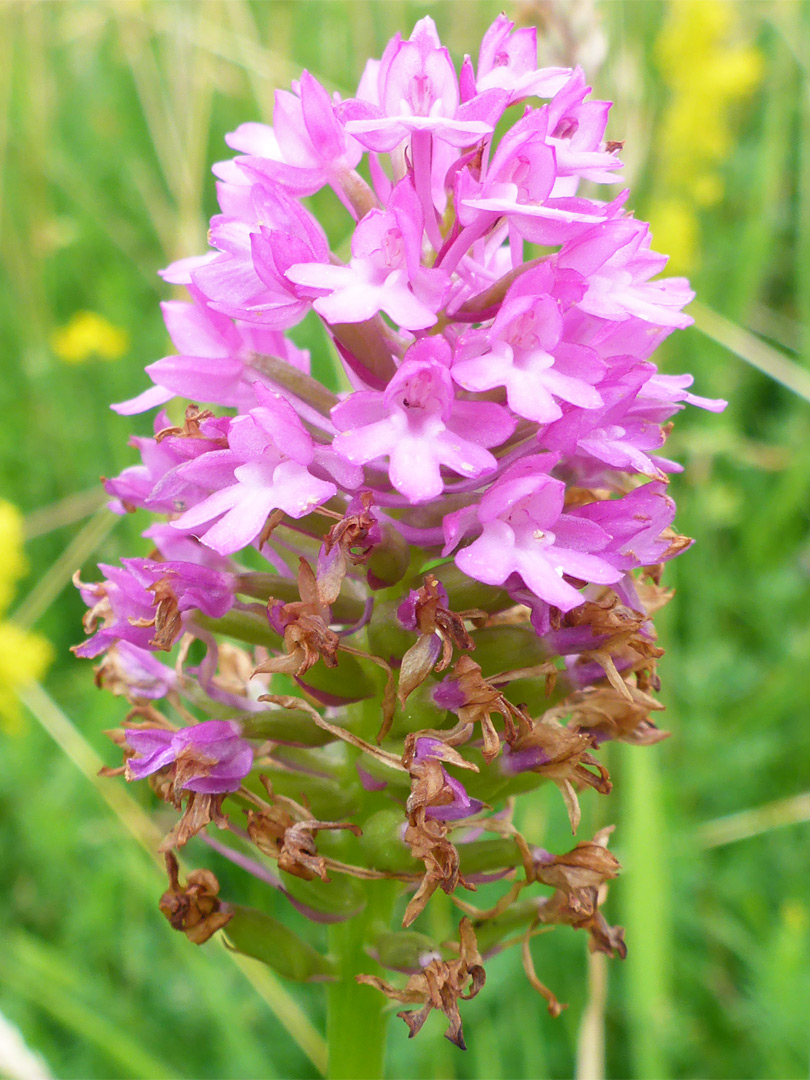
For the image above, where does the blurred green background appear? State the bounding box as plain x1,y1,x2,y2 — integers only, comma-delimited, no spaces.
1,1,809,1077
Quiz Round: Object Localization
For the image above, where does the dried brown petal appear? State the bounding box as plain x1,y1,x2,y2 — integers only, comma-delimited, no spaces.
442,656,524,763
398,633,443,706
550,682,670,746
532,839,620,893
154,404,218,442
317,491,378,604
158,792,228,852
534,828,626,959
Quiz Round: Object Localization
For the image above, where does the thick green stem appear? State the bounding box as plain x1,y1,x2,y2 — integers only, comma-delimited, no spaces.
328,688,399,1080
327,880,397,1080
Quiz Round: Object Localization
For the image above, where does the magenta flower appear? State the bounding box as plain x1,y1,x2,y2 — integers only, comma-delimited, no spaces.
103,409,227,515
99,642,178,701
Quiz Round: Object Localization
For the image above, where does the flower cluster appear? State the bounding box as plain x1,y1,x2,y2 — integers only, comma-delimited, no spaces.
76,15,723,1051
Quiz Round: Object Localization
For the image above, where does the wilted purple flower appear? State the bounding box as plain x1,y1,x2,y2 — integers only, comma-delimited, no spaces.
74,558,234,658
411,737,484,821
125,720,253,793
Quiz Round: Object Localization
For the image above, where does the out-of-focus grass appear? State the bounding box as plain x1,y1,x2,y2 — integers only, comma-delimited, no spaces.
1,2,808,1078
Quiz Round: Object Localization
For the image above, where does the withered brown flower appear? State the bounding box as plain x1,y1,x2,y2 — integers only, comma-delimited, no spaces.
400,739,480,926
505,713,611,833
534,826,626,958
158,851,232,944
256,558,339,677
397,575,479,706
357,917,485,1049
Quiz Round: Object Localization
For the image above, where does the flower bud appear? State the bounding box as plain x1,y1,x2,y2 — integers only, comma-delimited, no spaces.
371,929,441,973
224,904,336,981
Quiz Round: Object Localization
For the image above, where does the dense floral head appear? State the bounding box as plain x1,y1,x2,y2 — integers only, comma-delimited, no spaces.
77,12,725,1054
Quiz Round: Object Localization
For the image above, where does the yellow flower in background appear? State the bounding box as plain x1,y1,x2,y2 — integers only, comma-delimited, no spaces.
0,499,28,614
50,310,129,363
647,196,700,280
0,500,53,733
0,622,53,733
649,0,763,271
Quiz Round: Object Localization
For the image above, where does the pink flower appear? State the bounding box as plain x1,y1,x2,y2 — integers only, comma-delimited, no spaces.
285,179,448,329
452,106,605,252
463,14,571,104
451,265,605,423
339,17,504,153
115,289,309,416
171,385,337,554
443,457,622,611
191,182,328,328
221,71,363,202
546,69,624,188
332,339,514,503
557,218,695,327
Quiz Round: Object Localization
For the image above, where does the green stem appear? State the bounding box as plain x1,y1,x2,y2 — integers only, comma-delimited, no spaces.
328,687,398,1080
327,880,397,1080
621,744,672,1080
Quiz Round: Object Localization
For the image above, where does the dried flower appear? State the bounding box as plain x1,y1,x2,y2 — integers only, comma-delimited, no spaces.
159,852,232,944
357,917,485,1049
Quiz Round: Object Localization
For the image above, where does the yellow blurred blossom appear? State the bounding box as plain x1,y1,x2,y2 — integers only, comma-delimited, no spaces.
0,622,54,733
0,499,28,614
50,310,129,364
781,900,809,935
0,500,54,733
650,0,763,271
646,196,700,278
